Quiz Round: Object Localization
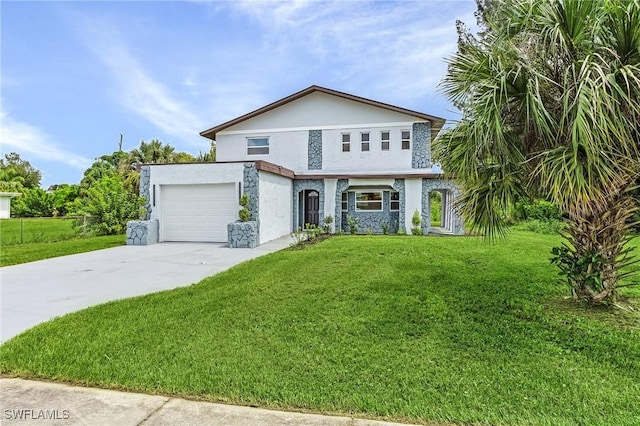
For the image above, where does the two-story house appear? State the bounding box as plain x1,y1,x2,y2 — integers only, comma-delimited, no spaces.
129,86,463,247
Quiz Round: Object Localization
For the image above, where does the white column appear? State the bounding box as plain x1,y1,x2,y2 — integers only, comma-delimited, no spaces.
404,178,422,233
324,179,337,232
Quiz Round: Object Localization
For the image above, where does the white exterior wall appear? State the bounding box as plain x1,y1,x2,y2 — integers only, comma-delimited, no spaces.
215,92,426,173
216,130,308,170
0,197,11,219
404,178,422,233
258,171,293,244
322,126,415,172
148,163,244,224
324,179,337,232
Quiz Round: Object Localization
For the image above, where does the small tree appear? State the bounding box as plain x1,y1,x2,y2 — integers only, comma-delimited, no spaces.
411,209,422,235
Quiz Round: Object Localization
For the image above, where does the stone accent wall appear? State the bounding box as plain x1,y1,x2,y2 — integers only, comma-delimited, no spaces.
228,221,259,248
422,178,465,235
243,163,260,221
140,166,151,220
392,178,406,232
308,130,322,170
293,179,325,230
411,122,431,169
126,220,158,245
334,179,349,231
340,191,400,234
227,163,260,248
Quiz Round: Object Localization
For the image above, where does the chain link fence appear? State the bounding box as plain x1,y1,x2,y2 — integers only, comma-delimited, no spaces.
0,216,94,245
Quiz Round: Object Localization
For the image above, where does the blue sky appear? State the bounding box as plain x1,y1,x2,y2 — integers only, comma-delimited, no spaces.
1,0,477,188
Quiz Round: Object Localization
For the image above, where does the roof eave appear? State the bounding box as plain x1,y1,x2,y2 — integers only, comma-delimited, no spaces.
200,85,446,140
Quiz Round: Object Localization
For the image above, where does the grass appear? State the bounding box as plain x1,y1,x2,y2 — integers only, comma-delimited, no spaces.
0,217,80,245
1,231,639,425
0,235,125,266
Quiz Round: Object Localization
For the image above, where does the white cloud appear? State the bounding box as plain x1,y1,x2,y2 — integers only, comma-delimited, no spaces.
73,15,205,147
0,108,92,170
223,1,476,104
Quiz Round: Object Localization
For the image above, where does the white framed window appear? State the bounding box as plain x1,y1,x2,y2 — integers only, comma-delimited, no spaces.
342,133,351,152
361,132,370,152
401,130,411,150
381,131,390,151
341,192,348,211
356,191,382,211
390,191,400,211
247,137,269,155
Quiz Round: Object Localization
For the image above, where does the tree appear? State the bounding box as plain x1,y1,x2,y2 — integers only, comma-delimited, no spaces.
196,142,216,162
0,165,25,192
435,0,640,305
0,153,41,189
69,175,145,235
129,139,176,164
51,184,81,216
173,152,197,163
11,188,54,217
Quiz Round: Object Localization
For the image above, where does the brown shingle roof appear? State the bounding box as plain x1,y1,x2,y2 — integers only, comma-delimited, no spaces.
199,85,446,140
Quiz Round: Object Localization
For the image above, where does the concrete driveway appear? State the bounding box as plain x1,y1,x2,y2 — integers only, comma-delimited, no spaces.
0,236,293,343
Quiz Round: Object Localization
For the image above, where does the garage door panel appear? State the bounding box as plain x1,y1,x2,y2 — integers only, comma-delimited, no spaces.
161,184,237,242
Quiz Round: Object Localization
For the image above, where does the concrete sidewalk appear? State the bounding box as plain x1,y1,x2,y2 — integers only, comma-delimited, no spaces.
0,379,417,426
1,236,293,343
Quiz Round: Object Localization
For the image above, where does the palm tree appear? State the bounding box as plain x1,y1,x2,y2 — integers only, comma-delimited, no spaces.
130,139,176,164
435,0,640,304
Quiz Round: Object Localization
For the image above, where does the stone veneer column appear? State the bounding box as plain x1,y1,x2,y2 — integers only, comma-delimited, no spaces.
334,179,349,232
392,179,406,232
243,163,260,221
411,122,431,169
308,130,322,170
139,166,151,220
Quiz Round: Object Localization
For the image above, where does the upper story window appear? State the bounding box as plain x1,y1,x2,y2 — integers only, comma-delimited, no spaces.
381,131,390,151
356,191,382,211
341,192,348,211
401,130,411,150
390,192,400,211
361,133,370,152
342,133,351,152
247,137,269,155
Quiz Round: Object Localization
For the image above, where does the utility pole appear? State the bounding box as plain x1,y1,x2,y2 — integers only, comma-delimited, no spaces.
119,133,123,152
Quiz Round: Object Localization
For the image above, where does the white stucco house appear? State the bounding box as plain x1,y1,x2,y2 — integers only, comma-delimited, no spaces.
127,86,464,247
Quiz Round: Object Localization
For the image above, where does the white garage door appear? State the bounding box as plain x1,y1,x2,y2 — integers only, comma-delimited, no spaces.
161,184,237,242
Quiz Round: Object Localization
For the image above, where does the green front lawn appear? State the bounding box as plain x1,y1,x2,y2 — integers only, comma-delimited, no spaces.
0,217,79,245
1,231,638,425
0,235,125,266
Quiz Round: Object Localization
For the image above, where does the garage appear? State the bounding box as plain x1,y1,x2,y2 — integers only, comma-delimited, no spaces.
161,183,238,242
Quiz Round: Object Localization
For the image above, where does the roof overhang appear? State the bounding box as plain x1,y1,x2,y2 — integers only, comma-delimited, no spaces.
200,85,446,141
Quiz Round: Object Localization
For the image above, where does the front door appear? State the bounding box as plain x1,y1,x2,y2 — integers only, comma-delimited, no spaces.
304,190,319,227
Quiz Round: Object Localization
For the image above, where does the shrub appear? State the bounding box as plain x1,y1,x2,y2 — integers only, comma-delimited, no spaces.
346,215,358,234
514,200,562,221
411,209,422,235
381,221,389,235
523,219,565,234
238,193,251,222
69,175,145,235
323,215,334,233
